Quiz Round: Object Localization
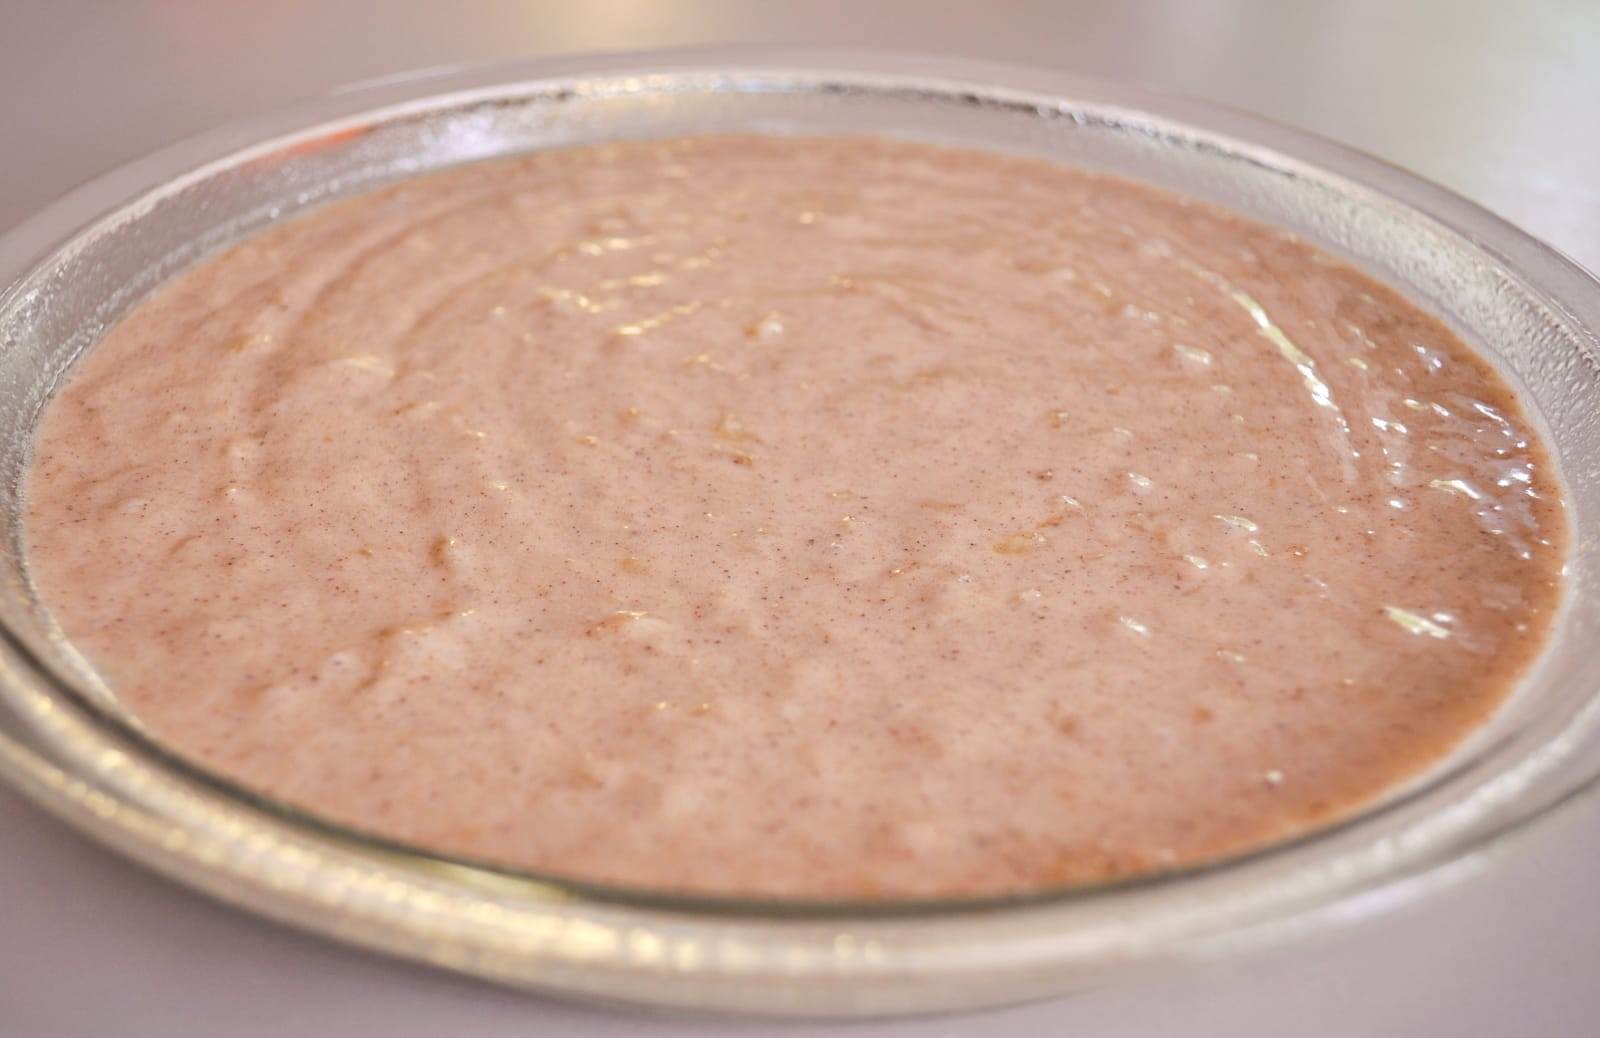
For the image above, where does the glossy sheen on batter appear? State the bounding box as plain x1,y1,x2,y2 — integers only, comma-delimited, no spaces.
25,136,1565,898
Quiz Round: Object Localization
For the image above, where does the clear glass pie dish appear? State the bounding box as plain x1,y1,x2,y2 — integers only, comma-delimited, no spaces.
0,47,1597,1017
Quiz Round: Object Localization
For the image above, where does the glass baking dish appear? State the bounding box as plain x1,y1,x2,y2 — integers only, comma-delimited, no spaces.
0,48,1597,1017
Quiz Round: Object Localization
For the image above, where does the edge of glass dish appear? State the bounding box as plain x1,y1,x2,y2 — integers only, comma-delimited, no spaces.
0,47,1598,1016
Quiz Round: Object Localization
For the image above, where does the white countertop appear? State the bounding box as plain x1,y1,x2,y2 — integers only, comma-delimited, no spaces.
3,2,1597,1034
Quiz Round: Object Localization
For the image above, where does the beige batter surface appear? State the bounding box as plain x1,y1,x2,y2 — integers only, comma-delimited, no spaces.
24,136,1565,898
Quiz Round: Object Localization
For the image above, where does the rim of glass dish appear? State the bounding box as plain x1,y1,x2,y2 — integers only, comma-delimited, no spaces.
1,45,1599,928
